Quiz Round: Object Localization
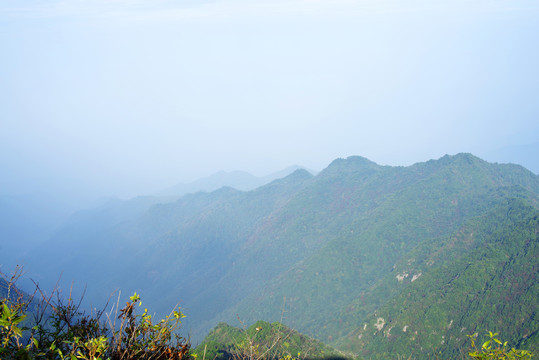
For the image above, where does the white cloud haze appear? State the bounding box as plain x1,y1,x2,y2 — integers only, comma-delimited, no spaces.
1,0,538,201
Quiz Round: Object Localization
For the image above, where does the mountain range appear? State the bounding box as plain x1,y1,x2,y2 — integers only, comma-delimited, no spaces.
9,153,538,359
160,166,314,196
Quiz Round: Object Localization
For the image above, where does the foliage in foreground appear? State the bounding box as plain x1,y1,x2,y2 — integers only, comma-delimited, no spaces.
467,332,533,360
0,268,190,359
1,268,535,360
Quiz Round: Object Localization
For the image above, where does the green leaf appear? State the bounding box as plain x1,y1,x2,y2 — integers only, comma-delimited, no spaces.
13,314,27,325
2,304,11,317
13,326,23,337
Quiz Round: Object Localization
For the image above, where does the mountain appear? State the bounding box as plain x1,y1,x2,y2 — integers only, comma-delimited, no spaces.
210,155,538,347
160,166,313,196
194,321,347,360
336,197,538,358
0,193,79,272
17,194,180,298
18,153,539,358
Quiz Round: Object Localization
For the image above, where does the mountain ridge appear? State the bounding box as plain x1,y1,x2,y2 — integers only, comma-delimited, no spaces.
159,166,316,197
16,153,539,358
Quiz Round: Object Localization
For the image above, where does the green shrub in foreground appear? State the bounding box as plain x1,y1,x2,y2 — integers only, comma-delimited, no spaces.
466,331,533,360
0,270,191,360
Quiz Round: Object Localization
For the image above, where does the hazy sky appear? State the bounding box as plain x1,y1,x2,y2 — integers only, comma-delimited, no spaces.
1,0,538,200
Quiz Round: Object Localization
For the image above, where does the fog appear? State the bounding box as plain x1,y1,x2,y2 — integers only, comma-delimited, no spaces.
1,0,538,207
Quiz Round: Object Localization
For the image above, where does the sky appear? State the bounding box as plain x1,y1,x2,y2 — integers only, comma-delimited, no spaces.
1,0,538,201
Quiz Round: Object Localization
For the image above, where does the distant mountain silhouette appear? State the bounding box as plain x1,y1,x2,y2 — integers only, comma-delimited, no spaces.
159,165,315,196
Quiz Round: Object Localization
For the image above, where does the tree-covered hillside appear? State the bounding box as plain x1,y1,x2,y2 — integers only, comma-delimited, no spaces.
337,197,539,358
18,154,539,358
194,321,346,360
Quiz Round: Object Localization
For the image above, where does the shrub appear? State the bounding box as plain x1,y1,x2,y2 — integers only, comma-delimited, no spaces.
466,331,533,360
0,268,191,360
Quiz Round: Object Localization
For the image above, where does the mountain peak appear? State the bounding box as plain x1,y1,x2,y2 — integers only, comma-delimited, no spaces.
442,152,483,164
257,168,314,193
320,155,380,177
285,168,314,180
328,155,378,167
415,153,486,172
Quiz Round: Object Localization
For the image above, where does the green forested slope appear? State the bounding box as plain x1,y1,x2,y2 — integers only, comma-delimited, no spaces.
213,156,538,343
338,197,538,359
20,154,539,358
